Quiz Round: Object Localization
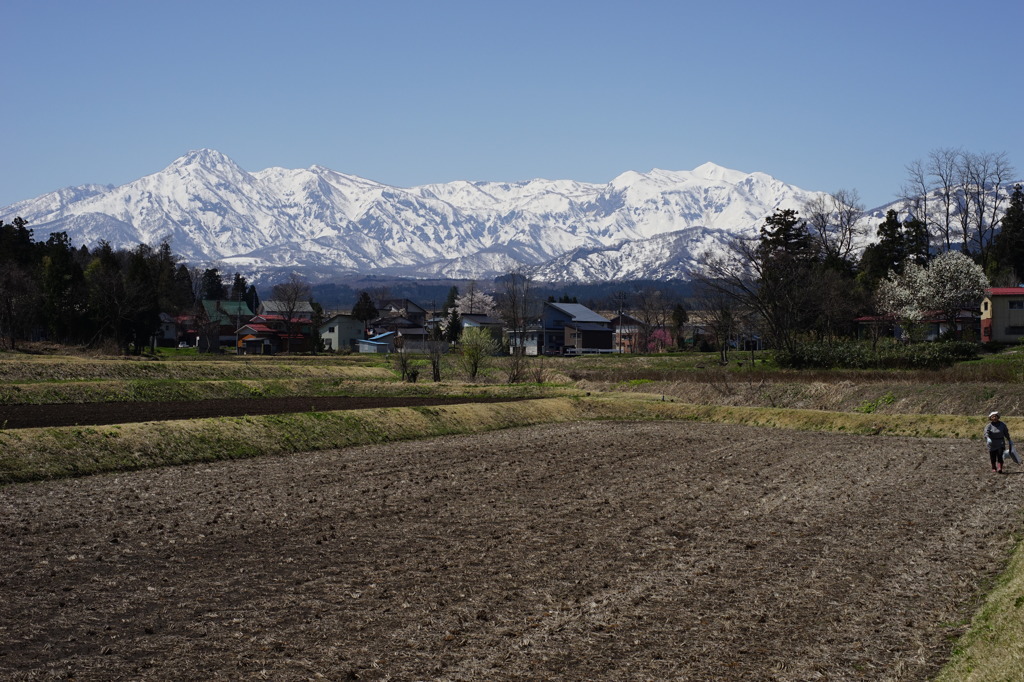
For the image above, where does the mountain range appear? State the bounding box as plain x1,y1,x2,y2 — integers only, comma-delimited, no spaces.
2,149,852,283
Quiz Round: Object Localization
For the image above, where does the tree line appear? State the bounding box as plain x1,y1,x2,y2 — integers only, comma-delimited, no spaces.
0,220,258,353
694,147,1022,365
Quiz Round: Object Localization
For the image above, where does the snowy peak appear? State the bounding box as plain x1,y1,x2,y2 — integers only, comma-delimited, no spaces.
3,150,831,282
690,161,748,184
165,148,236,169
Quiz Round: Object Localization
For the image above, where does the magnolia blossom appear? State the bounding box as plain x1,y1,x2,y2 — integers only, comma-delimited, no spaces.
876,251,988,335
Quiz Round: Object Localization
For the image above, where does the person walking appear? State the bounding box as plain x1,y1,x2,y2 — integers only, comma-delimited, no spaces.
985,411,1012,473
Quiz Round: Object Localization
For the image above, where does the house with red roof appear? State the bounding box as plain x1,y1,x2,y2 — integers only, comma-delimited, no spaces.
981,287,1024,343
236,313,311,354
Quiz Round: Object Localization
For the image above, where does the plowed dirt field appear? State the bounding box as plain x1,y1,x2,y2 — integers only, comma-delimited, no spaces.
1,421,1020,680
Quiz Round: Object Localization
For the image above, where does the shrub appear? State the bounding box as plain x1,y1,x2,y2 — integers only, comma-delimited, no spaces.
773,340,979,370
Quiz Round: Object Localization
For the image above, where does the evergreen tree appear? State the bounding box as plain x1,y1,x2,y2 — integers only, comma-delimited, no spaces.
443,286,459,312
0,218,40,350
200,268,227,300
351,291,378,327
40,232,87,343
244,284,260,313
148,242,183,316
124,245,161,354
171,264,195,310
85,242,129,350
443,307,462,343
0,217,36,266
903,215,930,267
860,210,907,285
230,272,248,301
758,209,814,259
992,185,1024,282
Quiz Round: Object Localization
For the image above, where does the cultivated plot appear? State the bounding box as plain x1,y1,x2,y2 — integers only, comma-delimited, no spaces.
1,422,1020,680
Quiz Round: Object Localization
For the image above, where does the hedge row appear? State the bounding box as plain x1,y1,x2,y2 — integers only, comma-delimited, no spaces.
773,340,979,370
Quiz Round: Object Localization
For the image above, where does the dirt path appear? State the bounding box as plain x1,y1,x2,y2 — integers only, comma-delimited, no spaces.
1,422,1020,680
0,396,524,429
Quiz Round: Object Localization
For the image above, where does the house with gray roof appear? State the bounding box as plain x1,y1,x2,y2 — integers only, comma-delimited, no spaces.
510,302,614,356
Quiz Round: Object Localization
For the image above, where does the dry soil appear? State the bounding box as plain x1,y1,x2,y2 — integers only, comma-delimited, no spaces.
1,421,1021,680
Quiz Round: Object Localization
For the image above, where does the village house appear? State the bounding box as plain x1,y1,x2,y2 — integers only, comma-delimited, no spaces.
368,299,431,351
258,300,314,320
981,287,1024,343
608,313,644,354
236,312,313,354
460,313,504,342
510,302,613,356
197,299,254,351
319,313,365,353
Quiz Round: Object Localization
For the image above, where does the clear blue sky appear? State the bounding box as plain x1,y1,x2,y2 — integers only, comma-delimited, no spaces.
4,0,1022,211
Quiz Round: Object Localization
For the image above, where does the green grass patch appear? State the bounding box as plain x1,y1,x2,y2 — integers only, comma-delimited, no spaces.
854,391,896,414
0,394,1004,486
935,535,1024,680
0,398,584,484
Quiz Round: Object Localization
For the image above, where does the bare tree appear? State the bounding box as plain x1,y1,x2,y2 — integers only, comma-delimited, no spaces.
927,147,961,254
962,151,1015,269
392,346,417,382
903,147,1015,267
632,286,672,352
804,188,865,265
503,350,529,383
900,158,931,237
692,234,815,355
425,325,447,382
693,282,737,364
497,269,536,357
271,273,312,353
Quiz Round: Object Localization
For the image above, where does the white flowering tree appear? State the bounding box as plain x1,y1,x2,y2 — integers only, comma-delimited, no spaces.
876,250,987,340
455,289,496,316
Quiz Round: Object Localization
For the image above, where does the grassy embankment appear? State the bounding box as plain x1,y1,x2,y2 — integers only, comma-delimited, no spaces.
3,347,1024,676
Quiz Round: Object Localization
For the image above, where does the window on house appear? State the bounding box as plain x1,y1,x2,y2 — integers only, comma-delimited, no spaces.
328,326,335,333
1011,301,1024,310
983,301,990,311
1007,326,1024,335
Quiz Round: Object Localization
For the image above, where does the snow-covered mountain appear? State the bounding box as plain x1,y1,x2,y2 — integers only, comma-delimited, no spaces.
2,149,831,282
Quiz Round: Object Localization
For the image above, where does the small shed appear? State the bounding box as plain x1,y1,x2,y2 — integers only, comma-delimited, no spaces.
358,332,396,354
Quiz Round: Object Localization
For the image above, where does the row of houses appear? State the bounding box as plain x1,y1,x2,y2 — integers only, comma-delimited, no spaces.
338,301,627,356
162,287,1024,354
165,298,647,355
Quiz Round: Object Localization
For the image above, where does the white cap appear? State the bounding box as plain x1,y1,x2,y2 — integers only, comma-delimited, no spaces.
990,411,1000,418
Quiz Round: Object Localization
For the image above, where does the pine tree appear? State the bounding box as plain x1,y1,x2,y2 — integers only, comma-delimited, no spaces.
758,209,814,259
200,268,226,300
351,291,378,326
992,185,1024,282
903,215,930,267
860,210,906,284
443,286,459,312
